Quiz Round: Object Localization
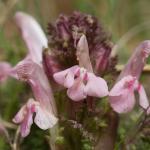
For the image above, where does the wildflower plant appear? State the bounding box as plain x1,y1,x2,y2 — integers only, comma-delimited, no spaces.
0,11,150,150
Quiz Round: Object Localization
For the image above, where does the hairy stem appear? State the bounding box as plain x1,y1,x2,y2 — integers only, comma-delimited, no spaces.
95,110,119,150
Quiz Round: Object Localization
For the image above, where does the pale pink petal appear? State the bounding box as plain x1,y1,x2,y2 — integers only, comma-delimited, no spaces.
84,73,108,97
34,105,58,130
20,109,33,137
109,76,136,113
53,65,79,88
28,64,57,115
76,35,93,72
13,98,36,137
64,70,75,88
110,90,136,113
67,78,86,101
138,85,149,109
12,105,26,124
14,12,48,65
109,76,135,97
53,69,70,86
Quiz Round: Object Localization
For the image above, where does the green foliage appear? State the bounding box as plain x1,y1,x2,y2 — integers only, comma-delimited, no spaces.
81,139,93,150
21,125,49,150
0,138,9,150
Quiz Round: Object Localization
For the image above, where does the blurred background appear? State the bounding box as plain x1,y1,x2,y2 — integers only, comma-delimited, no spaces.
0,0,150,149
1,0,150,63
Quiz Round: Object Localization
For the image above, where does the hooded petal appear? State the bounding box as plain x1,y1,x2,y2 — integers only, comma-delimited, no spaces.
34,105,58,130
14,12,48,65
138,85,149,109
67,78,86,101
12,57,35,81
118,40,150,80
84,73,108,97
76,35,93,72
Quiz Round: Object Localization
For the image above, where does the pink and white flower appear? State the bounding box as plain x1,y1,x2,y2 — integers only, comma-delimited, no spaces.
109,41,150,114
13,98,57,137
54,65,108,101
109,75,150,113
10,12,58,137
53,35,108,101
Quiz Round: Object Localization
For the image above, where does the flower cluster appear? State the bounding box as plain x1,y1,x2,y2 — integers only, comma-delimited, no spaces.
0,11,150,139
47,11,114,74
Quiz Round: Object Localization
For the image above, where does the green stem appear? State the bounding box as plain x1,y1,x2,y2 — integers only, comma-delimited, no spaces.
49,123,60,150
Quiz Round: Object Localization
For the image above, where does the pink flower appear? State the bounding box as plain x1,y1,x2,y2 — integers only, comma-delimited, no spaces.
12,57,57,137
109,41,150,113
11,12,58,137
54,65,108,101
54,34,108,101
109,76,137,113
13,98,57,137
